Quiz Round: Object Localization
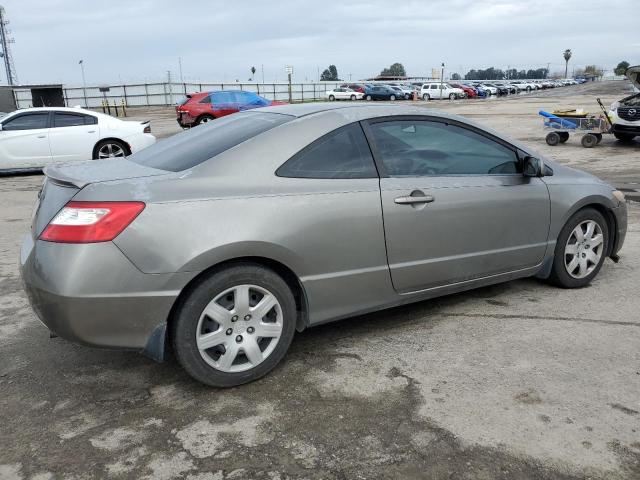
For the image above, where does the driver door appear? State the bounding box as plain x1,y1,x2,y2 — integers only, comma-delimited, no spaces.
365,117,550,293
0,112,52,169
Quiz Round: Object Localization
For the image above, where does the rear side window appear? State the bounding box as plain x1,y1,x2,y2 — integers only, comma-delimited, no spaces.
2,112,49,130
53,112,97,127
276,123,377,179
199,95,212,104
129,112,292,172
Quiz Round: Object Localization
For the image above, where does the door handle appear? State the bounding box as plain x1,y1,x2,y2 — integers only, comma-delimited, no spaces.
87,130,96,133
37,135,46,139
394,194,434,205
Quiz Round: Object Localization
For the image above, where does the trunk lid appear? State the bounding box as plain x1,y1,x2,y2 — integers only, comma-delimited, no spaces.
626,65,640,89
32,159,168,237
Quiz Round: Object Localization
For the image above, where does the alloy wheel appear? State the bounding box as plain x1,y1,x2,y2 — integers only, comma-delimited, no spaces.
98,143,126,159
564,220,604,279
196,284,283,373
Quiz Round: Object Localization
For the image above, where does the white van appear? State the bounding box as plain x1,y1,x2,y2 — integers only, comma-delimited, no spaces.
420,83,464,100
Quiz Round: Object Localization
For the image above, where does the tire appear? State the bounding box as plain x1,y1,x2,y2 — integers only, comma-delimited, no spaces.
526,86,532,92
366,95,372,101
594,133,603,144
389,95,396,101
559,132,570,143
328,95,336,101
546,132,561,146
449,93,456,100
613,132,636,142
350,95,356,101
93,139,128,159
196,114,215,126
171,264,297,387
422,93,430,101
405,94,410,100
548,208,609,288
581,134,598,148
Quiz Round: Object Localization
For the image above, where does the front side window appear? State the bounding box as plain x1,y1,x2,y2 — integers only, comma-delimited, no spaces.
369,120,519,176
2,113,49,130
277,123,377,179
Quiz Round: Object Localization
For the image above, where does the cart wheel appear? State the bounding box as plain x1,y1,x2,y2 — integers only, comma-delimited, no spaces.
581,134,598,148
594,133,603,144
546,132,561,146
559,132,570,143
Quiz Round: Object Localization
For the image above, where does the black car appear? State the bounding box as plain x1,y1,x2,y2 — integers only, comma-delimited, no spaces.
485,83,509,95
363,85,398,101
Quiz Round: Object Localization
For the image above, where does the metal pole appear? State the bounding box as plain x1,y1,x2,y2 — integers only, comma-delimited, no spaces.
79,60,87,107
440,63,444,98
0,6,15,85
167,70,173,106
178,57,184,83
288,73,292,103
261,64,264,84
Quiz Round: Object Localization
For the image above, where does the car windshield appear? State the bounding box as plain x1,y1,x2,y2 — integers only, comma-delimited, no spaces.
129,111,293,172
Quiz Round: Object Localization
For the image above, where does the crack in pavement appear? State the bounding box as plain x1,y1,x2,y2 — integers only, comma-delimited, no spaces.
440,312,640,327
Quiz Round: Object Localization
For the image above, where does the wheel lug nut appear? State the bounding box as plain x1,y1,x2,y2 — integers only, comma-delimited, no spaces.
235,335,243,343
226,328,233,335
247,327,254,334
244,314,251,321
231,315,238,322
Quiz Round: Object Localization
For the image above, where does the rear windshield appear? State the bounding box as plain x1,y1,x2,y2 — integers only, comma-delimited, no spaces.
129,112,292,172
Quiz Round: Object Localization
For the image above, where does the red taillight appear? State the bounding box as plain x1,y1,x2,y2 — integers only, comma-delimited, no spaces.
144,125,151,134
39,201,145,243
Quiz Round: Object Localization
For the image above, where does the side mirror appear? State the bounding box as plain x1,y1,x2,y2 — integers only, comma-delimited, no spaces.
523,156,543,177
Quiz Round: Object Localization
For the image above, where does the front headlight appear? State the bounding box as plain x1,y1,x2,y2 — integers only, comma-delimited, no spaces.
612,190,625,203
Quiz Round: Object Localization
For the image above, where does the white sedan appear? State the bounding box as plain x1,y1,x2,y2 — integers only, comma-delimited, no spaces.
325,88,364,101
0,107,156,171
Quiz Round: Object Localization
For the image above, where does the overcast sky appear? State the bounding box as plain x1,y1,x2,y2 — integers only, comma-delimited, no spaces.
1,0,638,86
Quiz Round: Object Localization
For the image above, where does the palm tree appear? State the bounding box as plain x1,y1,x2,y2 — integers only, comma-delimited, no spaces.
250,66,256,81
563,49,572,79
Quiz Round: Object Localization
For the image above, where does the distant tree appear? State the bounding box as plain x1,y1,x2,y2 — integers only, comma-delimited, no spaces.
463,67,504,80
320,64,340,81
450,72,461,80
380,63,406,77
584,65,604,77
614,61,630,75
250,66,256,80
563,49,572,78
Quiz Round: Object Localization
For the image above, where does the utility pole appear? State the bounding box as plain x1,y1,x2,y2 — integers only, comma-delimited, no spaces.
261,64,264,84
286,65,293,103
167,70,173,105
178,57,183,83
440,63,445,97
0,5,18,85
79,59,87,107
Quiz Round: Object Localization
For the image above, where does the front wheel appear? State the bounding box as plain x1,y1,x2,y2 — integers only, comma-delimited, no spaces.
546,132,561,146
389,95,396,101
350,94,356,101
422,93,430,101
328,95,335,101
365,95,372,101
613,132,636,142
581,134,598,148
548,208,609,288
171,264,297,387
449,93,456,100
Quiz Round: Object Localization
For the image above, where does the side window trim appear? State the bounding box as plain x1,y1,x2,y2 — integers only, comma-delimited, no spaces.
52,111,95,128
361,115,521,178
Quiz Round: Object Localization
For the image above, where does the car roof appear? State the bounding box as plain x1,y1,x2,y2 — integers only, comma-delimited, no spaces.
7,106,99,115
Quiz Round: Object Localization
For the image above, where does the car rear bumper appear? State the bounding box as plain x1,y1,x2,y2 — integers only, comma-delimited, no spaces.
126,133,156,154
20,234,196,353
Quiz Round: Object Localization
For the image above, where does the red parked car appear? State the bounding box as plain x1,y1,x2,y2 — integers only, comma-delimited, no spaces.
176,90,286,128
450,83,477,98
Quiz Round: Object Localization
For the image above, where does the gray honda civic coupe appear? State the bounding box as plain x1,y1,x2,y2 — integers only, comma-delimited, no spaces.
21,103,627,387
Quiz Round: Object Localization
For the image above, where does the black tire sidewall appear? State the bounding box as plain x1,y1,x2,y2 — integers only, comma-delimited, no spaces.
549,208,609,288
93,139,128,159
172,264,297,387
196,115,214,125
546,133,560,146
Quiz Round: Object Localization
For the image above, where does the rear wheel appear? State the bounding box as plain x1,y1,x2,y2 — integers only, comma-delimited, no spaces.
171,264,297,387
196,114,215,126
548,208,609,288
581,134,598,148
449,93,456,100
93,139,128,159
389,95,396,101
350,94,356,101
559,132,570,143
365,95,372,101
594,133,603,144
422,93,430,101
